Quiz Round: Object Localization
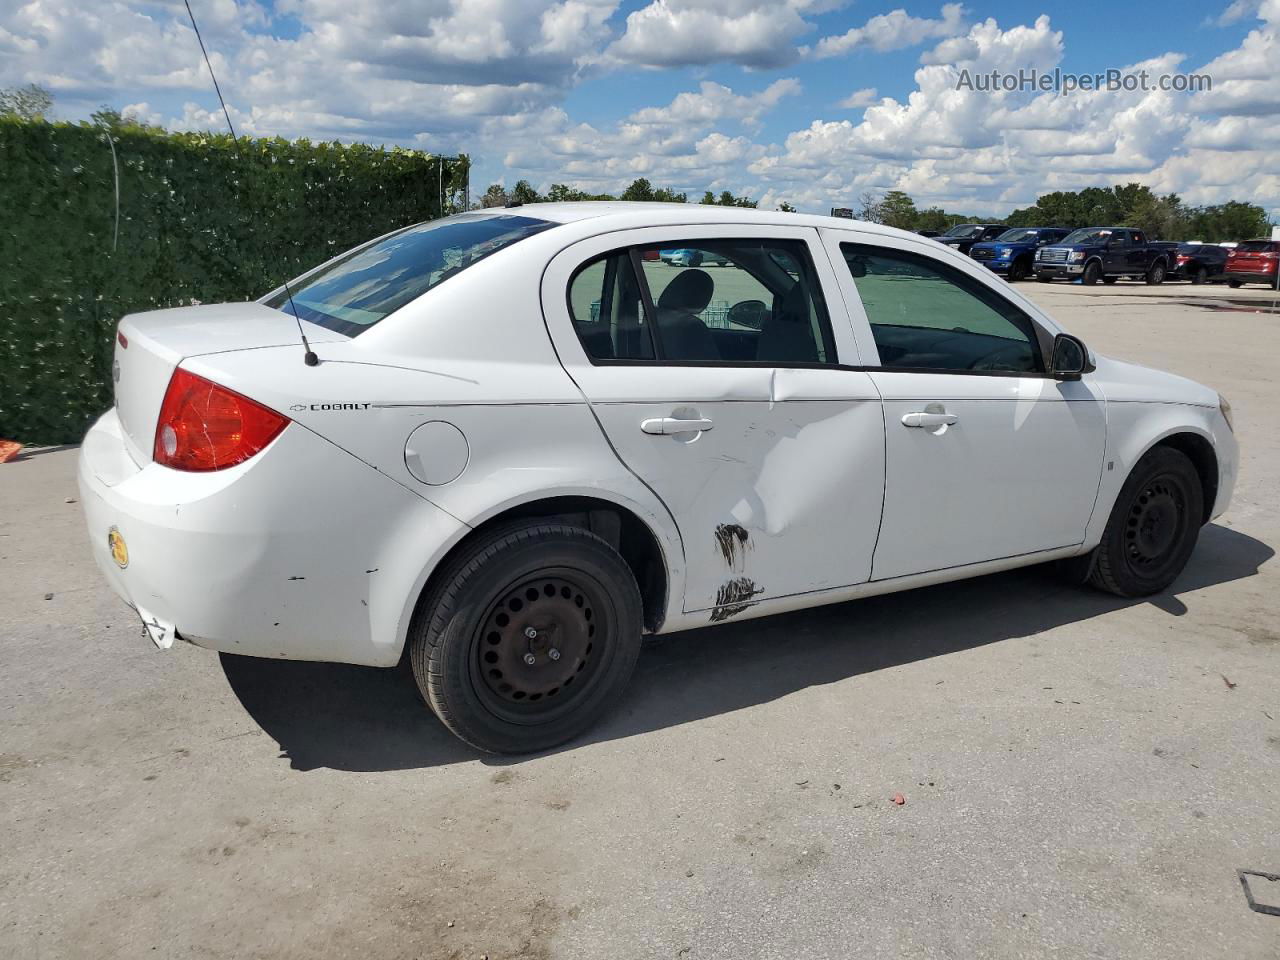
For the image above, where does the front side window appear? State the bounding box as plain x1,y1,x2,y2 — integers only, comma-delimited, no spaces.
266,214,554,335
842,243,1043,374
569,239,837,365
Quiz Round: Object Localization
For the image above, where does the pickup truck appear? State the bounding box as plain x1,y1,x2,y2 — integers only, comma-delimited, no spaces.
968,226,1071,281
1034,227,1178,285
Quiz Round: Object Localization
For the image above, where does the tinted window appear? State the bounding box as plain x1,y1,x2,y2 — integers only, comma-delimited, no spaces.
1236,240,1280,252
266,214,554,335
568,252,655,361
842,243,1043,374
942,224,983,239
623,239,837,365
1062,228,1113,245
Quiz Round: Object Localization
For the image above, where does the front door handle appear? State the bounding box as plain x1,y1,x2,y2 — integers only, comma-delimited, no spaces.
641,416,714,435
901,411,958,429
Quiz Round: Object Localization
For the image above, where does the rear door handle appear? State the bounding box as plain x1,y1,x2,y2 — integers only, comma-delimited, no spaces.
901,411,958,429
641,417,714,435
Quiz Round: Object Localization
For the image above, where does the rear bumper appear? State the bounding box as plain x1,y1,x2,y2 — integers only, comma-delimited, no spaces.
1224,271,1278,286
78,409,466,666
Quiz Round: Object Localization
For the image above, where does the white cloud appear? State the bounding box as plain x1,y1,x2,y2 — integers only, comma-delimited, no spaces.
603,0,829,69
812,3,967,59
838,87,878,108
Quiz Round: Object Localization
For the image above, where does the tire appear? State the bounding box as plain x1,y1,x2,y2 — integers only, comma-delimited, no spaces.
1088,447,1203,597
1008,258,1029,282
1228,279,1243,288
1036,274,1053,283
1102,276,1119,285
1191,266,1208,285
1145,261,1167,285
409,522,643,754
1082,261,1102,285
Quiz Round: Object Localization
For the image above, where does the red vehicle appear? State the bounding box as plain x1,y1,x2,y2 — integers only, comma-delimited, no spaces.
1224,239,1280,288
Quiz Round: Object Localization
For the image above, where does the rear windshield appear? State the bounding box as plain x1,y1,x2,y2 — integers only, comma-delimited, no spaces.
1235,240,1279,252
265,214,554,335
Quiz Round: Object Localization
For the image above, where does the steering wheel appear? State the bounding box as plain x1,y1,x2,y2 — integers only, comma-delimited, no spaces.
968,343,1031,371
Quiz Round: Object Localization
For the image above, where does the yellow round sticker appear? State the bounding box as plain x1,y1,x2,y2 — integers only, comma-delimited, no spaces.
108,527,129,569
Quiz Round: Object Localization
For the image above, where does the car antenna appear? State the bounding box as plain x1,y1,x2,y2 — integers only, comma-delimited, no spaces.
183,0,318,367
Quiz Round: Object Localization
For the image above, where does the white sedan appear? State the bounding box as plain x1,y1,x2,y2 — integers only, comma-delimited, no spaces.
79,204,1238,753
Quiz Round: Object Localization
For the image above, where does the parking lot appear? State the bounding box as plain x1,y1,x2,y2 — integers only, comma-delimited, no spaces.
2,279,1278,959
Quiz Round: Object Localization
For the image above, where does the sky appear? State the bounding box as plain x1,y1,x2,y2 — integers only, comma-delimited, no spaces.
1,0,1277,217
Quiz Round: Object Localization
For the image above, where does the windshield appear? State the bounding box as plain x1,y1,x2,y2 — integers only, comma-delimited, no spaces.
942,224,983,239
265,214,554,335
1062,228,1113,245
995,229,1040,243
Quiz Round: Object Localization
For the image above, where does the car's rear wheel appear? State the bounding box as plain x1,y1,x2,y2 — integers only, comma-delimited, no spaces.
1228,279,1243,288
1146,261,1167,285
410,522,643,754
1191,266,1208,285
1102,276,1119,284
1088,447,1203,597
1082,261,1102,285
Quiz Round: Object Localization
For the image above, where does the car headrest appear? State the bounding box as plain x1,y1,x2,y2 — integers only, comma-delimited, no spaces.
658,269,714,314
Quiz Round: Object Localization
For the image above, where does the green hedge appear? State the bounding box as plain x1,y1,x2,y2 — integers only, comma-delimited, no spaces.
0,118,468,444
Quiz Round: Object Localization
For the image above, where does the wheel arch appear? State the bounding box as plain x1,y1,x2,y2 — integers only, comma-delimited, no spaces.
396,491,677,663
1084,407,1226,551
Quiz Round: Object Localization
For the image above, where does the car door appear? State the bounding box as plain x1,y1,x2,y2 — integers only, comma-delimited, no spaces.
1104,231,1128,273
822,228,1106,581
541,225,886,616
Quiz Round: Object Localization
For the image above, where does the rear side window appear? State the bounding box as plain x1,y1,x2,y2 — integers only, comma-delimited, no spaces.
569,239,837,366
567,253,656,361
842,243,1043,374
265,214,554,335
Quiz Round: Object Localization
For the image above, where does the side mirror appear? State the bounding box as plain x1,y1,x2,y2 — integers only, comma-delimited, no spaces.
1051,333,1093,380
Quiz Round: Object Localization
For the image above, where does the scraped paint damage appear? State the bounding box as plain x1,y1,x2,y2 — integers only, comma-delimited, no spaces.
713,522,751,568
709,576,763,622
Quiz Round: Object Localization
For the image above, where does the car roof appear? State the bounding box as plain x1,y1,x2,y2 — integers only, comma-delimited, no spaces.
475,201,919,239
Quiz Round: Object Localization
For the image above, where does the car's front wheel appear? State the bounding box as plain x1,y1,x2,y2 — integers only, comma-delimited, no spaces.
410,522,643,753
1008,258,1029,282
1082,261,1102,285
1088,446,1203,597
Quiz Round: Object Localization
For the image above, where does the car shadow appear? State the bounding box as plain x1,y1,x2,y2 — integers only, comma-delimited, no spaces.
220,523,1272,772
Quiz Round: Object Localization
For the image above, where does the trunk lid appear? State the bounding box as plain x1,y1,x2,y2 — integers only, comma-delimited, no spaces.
113,302,346,465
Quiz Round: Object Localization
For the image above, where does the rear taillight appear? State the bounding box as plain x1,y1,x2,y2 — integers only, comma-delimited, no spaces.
153,369,288,471
1175,255,1190,264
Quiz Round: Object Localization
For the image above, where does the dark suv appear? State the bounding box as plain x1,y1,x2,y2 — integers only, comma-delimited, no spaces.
1171,243,1229,284
934,223,1006,256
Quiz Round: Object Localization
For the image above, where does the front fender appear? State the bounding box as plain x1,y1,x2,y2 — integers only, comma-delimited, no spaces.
1082,400,1237,549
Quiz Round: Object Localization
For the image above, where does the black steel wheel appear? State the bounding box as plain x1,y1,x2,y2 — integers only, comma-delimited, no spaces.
1089,447,1203,597
1191,265,1208,285
1008,258,1029,282
410,522,642,754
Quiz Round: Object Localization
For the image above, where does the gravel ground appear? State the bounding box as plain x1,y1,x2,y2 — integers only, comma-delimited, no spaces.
2,279,1278,959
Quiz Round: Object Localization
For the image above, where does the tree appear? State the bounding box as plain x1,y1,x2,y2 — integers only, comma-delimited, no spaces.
0,83,53,120
1185,201,1271,242
621,178,655,202
651,186,688,203
509,179,541,205
878,190,918,230
776,201,797,212
480,183,509,208
857,191,885,224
